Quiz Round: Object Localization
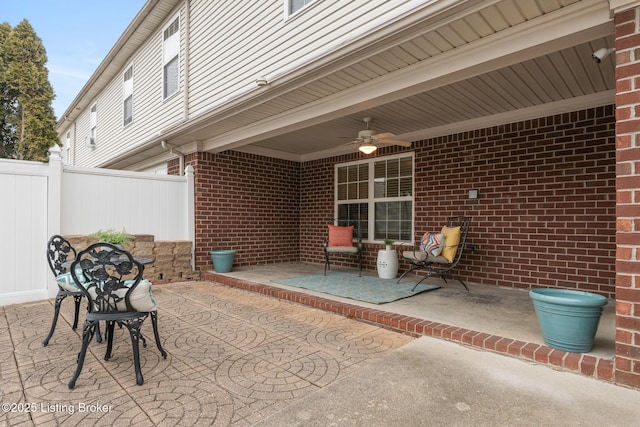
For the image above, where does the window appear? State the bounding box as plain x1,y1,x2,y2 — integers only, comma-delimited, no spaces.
65,131,71,164
123,65,133,126
88,103,97,147
289,0,315,15
336,154,413,242
163,16,179,99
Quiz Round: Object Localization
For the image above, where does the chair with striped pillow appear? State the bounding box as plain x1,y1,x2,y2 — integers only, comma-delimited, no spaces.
398,216,471,291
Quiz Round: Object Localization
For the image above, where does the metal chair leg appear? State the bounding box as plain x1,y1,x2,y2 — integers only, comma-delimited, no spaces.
43,292,66,346
104,321,116,361
411,273,435,292
127,319,145,386
68,321,96,389
72,295,82,330
150,312,167,358
397,265,421,283
324,250,330,276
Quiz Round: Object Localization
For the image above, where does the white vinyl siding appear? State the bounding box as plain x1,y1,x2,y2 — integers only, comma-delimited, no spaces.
187,1,417,119
336,153,413,242
64,5,186,168
64,1,425,168
163,15,180,99
123,66,134,126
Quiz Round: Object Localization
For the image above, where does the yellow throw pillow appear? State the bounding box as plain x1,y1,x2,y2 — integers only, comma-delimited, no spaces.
440,225,461,262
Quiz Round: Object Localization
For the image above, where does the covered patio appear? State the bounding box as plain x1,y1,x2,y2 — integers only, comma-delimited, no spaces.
51,0,640,391
203,263,617,376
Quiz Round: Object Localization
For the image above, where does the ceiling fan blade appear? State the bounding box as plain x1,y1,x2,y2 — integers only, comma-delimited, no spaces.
373,132,395,139
340,139,360,146
377,138,412,147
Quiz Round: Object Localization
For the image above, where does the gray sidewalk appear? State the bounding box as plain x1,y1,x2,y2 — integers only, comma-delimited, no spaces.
257,336,640,426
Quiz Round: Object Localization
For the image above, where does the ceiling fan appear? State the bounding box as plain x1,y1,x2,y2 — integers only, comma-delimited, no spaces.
344,117,411,154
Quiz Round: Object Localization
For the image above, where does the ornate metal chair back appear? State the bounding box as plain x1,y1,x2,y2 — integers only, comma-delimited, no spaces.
71,243,144,314
47,235,76,277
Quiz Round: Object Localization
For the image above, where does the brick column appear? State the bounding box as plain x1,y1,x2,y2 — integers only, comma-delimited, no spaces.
614,6,640,389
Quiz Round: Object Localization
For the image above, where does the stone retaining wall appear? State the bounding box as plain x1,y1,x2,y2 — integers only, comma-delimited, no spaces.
65,234,200,283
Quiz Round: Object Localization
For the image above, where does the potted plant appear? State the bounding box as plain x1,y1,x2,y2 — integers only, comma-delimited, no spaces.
383,238,394,251
91,228,134,248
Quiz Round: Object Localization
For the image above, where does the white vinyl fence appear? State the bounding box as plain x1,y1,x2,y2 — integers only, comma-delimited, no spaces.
0,146,194,306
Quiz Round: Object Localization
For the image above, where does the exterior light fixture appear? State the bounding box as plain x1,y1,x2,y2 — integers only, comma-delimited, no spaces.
255,77,269,86
358,143,377,154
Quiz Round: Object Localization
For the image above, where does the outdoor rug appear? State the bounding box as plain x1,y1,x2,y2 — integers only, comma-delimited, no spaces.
272,272,440,304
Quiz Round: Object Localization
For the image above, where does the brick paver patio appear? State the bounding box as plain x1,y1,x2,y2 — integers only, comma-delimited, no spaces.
1,281,412,426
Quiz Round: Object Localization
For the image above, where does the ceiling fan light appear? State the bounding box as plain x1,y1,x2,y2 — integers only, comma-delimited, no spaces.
359,143,377,154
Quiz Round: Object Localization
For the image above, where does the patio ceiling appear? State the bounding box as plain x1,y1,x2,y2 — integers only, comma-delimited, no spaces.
105,0,616,169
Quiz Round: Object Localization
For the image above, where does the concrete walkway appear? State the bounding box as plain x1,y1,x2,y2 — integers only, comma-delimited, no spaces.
258,337,640,426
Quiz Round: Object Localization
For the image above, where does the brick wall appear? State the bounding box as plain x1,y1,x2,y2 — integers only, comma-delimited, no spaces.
614,6,640,389
190,151,301,271
301,106,617,297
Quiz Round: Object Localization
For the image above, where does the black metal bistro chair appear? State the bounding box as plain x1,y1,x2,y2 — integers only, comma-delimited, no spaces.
323,219,363,277
44,235,102,346
68,242,166,388
398,216,471,291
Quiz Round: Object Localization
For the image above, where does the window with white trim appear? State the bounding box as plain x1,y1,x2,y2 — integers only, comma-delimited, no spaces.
288,0,315,15
89,103,97,145
65,131,71,164
162,16,179,99
123,65,133,126
335,154,413,242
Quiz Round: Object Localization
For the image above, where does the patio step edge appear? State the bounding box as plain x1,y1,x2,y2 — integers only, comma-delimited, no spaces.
200,271,614,384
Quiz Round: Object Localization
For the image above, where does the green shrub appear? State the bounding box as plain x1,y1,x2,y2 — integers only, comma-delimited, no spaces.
91,228,134,246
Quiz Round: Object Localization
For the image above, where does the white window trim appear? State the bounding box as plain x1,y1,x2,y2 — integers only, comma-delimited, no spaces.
162,14,180,100
89,103,97,147
285,0,316,17
334,152,415,243
123,64,134,127
65,131,71,165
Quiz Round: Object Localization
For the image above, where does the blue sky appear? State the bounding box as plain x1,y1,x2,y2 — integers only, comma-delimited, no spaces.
3,0,147,119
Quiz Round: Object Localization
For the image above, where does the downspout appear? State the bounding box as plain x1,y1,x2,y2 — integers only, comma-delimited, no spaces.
161,140,185,175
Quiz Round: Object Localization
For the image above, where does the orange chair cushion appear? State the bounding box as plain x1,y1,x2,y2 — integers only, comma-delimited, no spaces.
328,225,354,246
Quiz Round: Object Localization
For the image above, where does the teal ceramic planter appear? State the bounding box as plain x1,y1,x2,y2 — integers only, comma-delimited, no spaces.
210,250,236,273
529,288,607,353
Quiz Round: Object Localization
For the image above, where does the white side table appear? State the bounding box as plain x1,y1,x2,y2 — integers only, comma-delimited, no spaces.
377,249,398,279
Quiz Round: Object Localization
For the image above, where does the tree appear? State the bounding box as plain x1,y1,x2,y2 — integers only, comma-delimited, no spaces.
0,22,16,158
0,19,58,161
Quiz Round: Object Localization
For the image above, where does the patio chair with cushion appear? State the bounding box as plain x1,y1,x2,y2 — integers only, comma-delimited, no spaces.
323,219,363,277
68,242,167,388
397,216,471,291
44,235,102,346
